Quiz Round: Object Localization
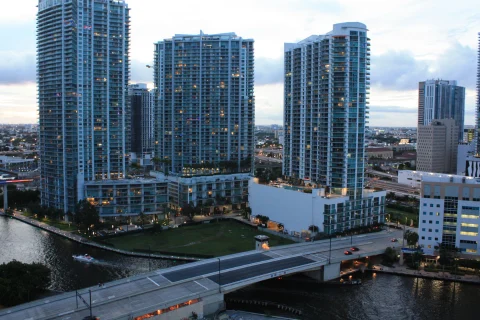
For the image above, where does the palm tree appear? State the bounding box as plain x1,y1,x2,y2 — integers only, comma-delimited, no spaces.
138,211,147,227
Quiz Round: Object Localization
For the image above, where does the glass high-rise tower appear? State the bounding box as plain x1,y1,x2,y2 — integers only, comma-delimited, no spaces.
37,0,130,212
154,32,255,175
418,79,465,143
283,22,370,200
476,33,480,154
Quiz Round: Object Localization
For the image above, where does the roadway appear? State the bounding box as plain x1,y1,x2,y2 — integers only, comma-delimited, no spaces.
255,155,282,163
0,229,403,320
366,169,398,180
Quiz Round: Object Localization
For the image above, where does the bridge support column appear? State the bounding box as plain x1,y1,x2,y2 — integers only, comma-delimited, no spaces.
304,263,341,282
3,185,7,212
202,293,224,317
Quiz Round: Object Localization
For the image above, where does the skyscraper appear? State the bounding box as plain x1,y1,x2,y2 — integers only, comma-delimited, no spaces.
153,32,254,210
417,119,458,174
37,0,130,212
128,83,154,165
476,33,480,154
418,80,465,142
283,22,369,200
154,32,254,174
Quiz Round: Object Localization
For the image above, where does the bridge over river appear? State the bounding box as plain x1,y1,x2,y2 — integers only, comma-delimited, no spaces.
0,229,403,320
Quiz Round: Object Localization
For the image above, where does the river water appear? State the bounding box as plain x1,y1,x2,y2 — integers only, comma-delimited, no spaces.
1,216,479,319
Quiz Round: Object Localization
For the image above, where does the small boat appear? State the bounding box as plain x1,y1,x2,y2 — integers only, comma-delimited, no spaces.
72,254,95,263
341,279,362,285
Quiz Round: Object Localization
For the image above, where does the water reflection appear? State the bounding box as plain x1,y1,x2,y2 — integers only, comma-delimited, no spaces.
0,217,178,292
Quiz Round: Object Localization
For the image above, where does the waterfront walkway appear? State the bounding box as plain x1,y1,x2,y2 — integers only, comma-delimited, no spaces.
0,211,201,262
372,263,480,285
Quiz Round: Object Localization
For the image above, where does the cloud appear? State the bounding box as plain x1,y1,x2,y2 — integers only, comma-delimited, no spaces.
371,42,477,91
255,57,284,85
0,52,36,85
130,59,154,84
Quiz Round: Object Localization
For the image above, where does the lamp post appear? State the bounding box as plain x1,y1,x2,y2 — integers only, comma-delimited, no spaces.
329,235,332,264
216,258,221,293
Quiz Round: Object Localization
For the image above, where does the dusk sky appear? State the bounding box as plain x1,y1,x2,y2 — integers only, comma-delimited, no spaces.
0,0,478,126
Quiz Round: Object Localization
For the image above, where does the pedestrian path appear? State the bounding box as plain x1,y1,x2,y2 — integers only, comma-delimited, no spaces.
0,211,201,261
371,263,480,285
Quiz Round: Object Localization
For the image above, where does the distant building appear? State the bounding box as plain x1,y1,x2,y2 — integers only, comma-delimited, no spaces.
128,84,154,166
417,119,458,174
366,147,393,159
463,128,475,143
457,144,476,175
476,32,480,155
419,175,480,256
398,170,465,188
418,80,465,142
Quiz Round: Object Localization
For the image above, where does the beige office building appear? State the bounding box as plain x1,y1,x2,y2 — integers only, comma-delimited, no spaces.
417,119,458,174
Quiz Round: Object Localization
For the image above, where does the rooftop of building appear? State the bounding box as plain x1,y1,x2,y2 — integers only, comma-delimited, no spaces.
366,147,392,152
421,175,480,185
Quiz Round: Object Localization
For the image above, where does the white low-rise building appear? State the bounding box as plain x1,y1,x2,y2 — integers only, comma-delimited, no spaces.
419,175,480,256
249,179,386,236
398,170,466,188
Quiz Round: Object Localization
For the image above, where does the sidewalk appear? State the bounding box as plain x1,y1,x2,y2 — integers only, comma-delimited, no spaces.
0,211,201,262
371,263,480,285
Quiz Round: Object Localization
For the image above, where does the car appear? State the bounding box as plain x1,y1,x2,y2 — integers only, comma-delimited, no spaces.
350,247,359,251
391,238,398,242
344,250,352,255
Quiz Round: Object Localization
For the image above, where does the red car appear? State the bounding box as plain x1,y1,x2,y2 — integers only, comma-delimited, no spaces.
344,250,352,255
350,247,359,251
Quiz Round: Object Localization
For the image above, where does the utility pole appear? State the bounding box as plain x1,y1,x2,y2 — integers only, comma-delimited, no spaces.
217,258,221,293
329,236,332,264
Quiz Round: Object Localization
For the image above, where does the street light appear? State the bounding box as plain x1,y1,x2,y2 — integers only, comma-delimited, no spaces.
216,258,221,293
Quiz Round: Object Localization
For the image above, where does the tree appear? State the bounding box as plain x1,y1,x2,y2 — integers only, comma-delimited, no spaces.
382,247,398,265
404,230,419,247
74,200,100,234
138,211,147,227
152,156,161,171
0,260,51,307
386,192,396,200
256,215,269,225
308,225,319,233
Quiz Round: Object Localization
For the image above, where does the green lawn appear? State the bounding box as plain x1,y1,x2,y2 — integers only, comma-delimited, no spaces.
104,220,294,257
386,207,419,227
20,212,77,232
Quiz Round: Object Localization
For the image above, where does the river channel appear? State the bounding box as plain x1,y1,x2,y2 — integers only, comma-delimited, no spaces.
0,216,479,319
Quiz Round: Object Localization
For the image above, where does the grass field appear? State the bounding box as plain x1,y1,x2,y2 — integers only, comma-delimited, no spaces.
104,220,294,257
386,207,419,227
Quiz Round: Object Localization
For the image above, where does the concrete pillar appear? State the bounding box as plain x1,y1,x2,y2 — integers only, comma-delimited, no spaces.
202,293,224,317
304,262,341,282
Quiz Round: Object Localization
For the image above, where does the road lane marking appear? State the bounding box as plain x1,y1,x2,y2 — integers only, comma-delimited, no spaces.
194,280,209,291
147,277,160,286
108,295,115,299
269,251,284,257
58,310,74,316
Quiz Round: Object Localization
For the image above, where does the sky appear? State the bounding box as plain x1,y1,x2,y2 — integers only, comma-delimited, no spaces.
0,0,478,126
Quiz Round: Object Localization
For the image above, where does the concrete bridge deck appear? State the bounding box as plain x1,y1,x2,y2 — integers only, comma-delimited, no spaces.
0,229,403,320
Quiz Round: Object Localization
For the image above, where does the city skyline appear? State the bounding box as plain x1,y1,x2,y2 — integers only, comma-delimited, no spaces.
0,0,479,126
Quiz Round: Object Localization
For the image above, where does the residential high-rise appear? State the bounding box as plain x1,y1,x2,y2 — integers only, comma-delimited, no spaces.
417,119,458,174
418,80,465,142
128,83,154,165
153,32,254,210
37,0,130,212
283,22,370,200
476,33,480,154
257,22,386,236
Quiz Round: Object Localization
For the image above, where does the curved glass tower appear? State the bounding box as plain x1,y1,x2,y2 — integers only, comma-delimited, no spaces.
37,0,130,212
